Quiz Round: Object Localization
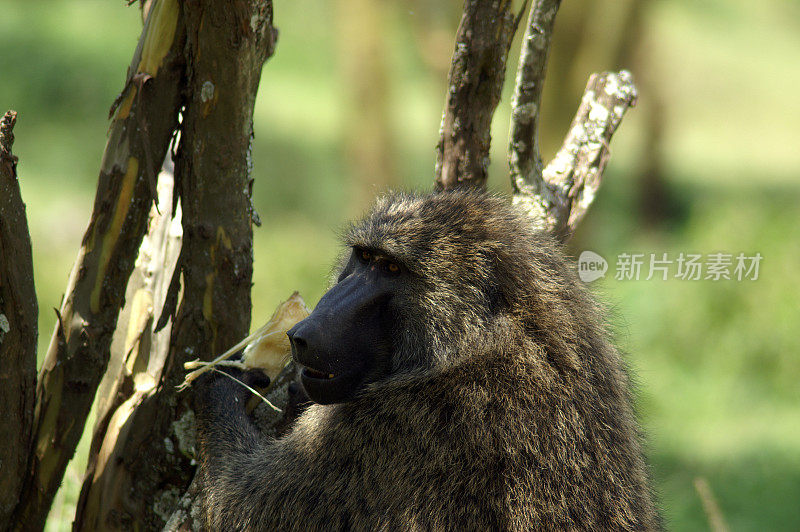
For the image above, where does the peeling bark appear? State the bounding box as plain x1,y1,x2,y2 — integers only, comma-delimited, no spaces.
0,111,38,529
434,0,525,190
73,164,182,530
10,1,186,528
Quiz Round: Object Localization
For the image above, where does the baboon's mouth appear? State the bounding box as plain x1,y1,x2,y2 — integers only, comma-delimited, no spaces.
301,366,336,380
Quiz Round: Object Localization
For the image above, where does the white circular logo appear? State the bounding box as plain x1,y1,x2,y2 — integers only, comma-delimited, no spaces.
578,251,608,283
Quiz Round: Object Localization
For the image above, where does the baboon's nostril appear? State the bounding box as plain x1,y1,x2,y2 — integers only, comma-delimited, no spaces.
287,326,308,359
290,335,307,351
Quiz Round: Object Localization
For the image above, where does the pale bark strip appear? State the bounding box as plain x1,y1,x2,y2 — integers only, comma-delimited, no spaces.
71,1,278,528
508,0,561,206
73,164,182,530
10,1,186,528
512,71,637,239
0,111,38,528
434,0,525,190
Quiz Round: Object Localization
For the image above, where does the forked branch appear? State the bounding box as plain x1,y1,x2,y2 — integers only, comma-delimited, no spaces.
509,0,637,240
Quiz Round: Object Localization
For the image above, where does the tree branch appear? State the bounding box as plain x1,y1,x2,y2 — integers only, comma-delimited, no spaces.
11,0,186,527
508,0,561,205
434,0,525,190
0,111,38,528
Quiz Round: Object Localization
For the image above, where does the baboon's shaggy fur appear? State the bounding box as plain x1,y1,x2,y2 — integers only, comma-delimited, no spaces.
197,190,659,530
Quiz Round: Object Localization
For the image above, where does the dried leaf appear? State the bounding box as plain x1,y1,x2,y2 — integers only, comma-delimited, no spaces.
180,292,310,388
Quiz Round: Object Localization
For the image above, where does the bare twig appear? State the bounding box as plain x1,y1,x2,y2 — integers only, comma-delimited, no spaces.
434,0,526,190
209,368,281,413
0,110,38,527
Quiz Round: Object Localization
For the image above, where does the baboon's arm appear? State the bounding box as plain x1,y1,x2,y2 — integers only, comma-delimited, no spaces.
194,373,302,529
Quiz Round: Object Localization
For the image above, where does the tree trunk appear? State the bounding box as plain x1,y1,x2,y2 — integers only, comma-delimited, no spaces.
0,111,38,528
72,1,278,529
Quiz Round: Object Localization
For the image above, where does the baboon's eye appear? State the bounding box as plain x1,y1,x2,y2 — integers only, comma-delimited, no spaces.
358,249,372,263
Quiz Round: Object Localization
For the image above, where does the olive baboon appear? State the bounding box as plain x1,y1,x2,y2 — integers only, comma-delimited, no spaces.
195,190,659,530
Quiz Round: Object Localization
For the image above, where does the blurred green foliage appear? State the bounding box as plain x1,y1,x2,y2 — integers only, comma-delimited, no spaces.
0,0,798,530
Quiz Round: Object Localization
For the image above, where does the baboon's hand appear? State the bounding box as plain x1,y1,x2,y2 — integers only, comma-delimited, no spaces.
194,367,270,418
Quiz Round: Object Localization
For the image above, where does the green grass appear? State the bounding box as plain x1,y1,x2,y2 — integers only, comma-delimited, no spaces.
1,0,799,530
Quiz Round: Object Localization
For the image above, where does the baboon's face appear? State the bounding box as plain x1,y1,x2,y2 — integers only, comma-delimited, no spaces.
288,191,523,404
287,246,405,404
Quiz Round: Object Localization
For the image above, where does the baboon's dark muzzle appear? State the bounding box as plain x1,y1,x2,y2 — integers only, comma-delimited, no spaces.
287,273,389,375
287,272,393,404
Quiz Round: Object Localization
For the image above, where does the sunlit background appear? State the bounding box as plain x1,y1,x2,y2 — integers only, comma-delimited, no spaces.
1,0,798,529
